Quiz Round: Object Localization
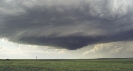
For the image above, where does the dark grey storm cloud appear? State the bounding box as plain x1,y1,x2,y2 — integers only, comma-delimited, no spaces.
0,0,133,50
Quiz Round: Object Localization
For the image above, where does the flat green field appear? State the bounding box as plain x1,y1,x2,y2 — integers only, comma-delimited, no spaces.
0,59,133,71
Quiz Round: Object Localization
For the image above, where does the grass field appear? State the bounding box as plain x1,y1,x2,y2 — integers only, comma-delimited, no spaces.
0,59,133,71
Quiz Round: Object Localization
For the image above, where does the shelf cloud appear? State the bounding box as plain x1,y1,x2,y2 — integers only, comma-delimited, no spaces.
0,0,133,50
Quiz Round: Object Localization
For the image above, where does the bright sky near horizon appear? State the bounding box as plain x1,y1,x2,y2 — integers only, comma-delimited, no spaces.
0,0,133,59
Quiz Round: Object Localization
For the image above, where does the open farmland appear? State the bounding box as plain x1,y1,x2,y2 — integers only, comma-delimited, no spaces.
0,59,133,71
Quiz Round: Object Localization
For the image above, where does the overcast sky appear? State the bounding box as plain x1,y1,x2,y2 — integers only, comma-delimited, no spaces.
0,0,133,59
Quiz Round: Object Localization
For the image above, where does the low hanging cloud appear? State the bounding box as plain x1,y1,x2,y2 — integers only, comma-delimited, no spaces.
82,41,133,58
0,0,133,50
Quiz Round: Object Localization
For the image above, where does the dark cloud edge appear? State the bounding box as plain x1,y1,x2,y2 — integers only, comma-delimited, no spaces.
7,29,133,50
